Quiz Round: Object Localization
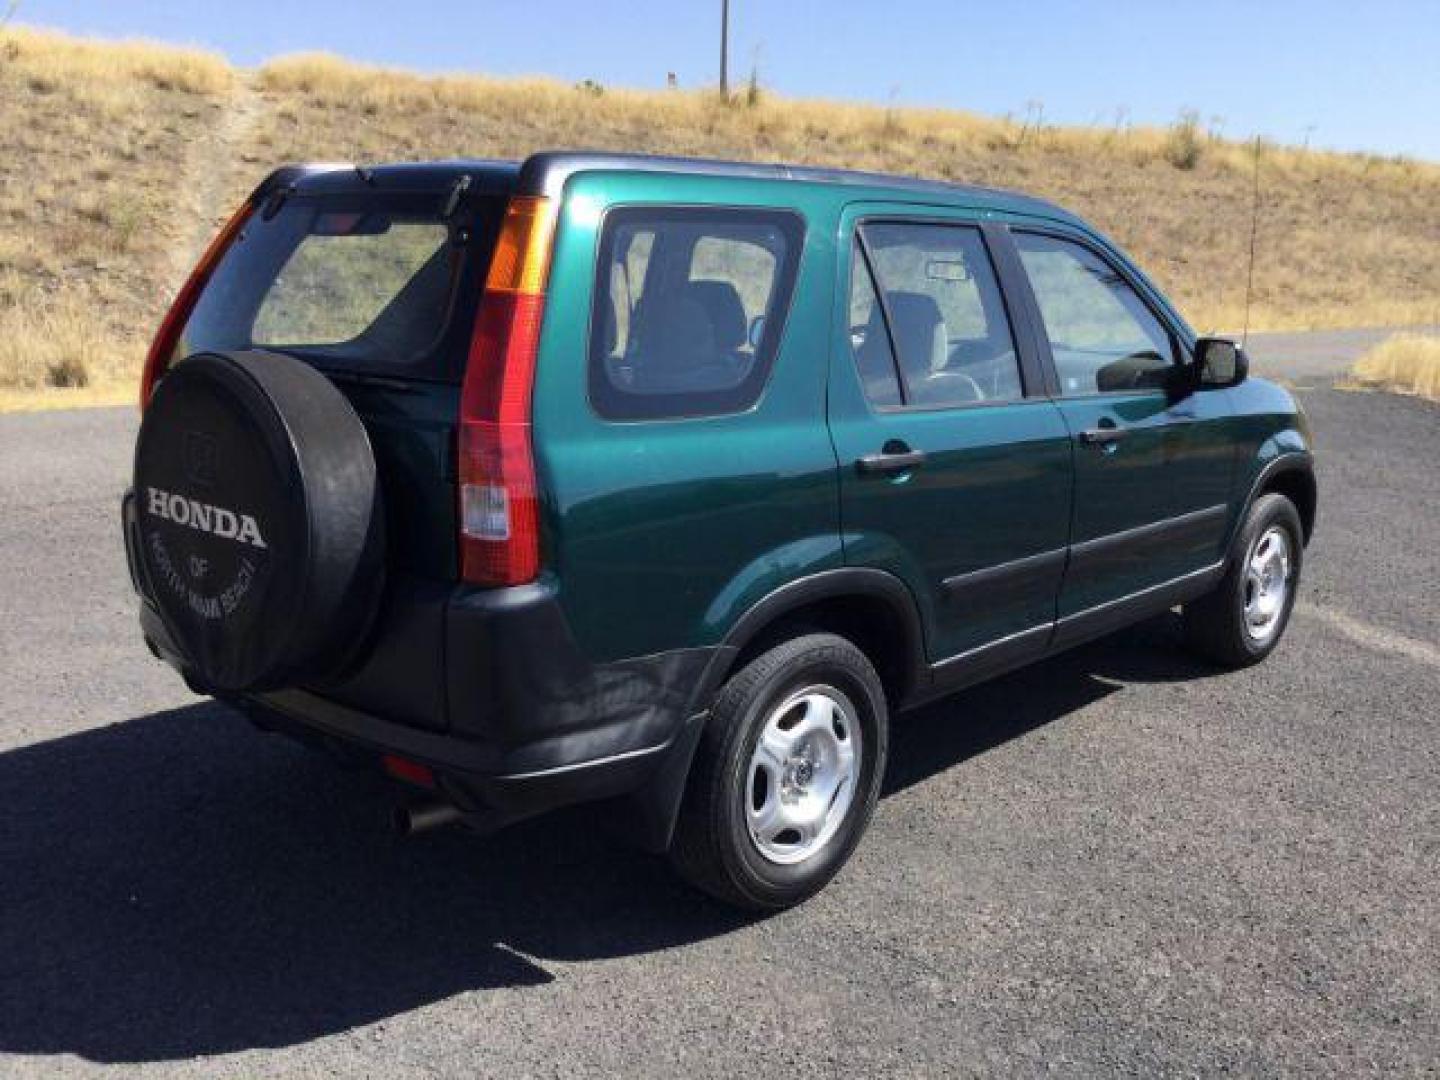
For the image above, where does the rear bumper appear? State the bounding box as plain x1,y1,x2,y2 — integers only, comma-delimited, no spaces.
246,685,698,825
125,488,720,832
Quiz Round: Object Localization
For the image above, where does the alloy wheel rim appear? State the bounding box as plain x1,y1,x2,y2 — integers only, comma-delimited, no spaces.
1243,525,1292,644
744,685,862,865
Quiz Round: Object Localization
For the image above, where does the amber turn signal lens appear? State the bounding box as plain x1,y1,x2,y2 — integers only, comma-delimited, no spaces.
484,196,557,295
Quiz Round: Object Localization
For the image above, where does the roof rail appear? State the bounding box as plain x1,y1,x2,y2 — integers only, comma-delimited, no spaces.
514,150,1065,216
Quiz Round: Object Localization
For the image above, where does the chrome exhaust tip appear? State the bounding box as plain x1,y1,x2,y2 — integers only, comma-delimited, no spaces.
392,800,464,836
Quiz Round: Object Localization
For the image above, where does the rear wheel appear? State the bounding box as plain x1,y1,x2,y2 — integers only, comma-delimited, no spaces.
1183,492,1303,667
670,633,888,910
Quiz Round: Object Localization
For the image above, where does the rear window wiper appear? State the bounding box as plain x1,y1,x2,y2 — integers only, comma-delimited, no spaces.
443,174,473,220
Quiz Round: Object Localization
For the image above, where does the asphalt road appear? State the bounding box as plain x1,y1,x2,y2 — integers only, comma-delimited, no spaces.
1,346,1437,1076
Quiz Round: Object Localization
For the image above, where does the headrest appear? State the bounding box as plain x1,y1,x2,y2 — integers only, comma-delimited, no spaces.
882,291,947,375
633,294,716,368
683,279,748,350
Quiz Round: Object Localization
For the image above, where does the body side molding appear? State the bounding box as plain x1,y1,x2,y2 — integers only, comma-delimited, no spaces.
941,546,1067,599
1069,503,1228,565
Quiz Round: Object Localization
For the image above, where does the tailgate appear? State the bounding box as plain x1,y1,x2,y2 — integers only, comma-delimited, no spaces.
163,166,513,730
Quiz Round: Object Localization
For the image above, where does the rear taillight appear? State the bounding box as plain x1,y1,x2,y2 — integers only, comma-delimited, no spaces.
140,199,255,411
459,195,558,586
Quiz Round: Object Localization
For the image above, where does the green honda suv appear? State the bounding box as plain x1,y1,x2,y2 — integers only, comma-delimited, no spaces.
123,152,1316,909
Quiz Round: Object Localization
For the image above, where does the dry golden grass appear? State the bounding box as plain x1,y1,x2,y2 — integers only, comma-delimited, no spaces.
1348,334,1440,400
3,27,1439,410
0,26,234,397
0,381,134,412
2,23,231,95
0,291,106,387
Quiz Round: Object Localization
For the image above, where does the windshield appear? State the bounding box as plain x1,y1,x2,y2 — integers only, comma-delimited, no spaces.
175,190,504,381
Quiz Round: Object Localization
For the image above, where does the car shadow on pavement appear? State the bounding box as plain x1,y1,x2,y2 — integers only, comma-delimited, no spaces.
0,614,1214,1064
886,612,1220,796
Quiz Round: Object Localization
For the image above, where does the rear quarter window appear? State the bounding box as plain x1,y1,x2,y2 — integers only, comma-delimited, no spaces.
589,206,804,420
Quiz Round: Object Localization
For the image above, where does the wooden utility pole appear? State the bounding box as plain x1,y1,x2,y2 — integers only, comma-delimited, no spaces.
719,0,730,98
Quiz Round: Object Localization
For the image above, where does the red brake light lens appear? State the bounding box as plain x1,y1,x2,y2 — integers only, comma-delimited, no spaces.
382,754,436,788
140,199,255,410
458,196,557,587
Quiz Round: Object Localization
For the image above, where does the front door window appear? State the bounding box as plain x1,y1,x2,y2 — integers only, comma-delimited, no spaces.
1013,232,1177,397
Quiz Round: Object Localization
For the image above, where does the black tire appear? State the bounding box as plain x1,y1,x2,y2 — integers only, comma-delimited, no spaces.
670,633,888,911
1183,492,1303,668
133,351,385,692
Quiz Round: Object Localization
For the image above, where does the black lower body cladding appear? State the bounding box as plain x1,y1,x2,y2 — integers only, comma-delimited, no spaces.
444,582,719,769
126,549,722,841
132,351,385,692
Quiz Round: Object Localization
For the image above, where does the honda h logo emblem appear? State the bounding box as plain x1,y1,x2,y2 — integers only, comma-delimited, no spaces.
183,430,218,487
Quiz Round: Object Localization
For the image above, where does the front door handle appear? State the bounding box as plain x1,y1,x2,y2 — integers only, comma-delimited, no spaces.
1078,426,1127,446
856,446,927,474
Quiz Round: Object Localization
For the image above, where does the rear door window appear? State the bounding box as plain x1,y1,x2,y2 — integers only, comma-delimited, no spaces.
847,250,903,408
590,206,804,420
854,222,1023,408
177,192,504,381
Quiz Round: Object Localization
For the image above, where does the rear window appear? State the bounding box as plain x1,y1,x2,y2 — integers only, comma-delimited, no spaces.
175,191,504,381
589,206,804,420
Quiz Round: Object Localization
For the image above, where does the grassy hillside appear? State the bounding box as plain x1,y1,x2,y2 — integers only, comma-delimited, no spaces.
3,26,1438,405
0,27,233,405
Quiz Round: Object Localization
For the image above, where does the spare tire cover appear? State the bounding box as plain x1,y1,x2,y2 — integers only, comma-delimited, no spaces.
133,351,385,692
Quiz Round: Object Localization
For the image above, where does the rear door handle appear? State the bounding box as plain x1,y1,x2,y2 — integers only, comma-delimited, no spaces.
856,448,927,474
1078,427,1126,446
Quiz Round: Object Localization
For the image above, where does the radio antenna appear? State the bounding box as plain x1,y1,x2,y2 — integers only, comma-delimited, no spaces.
1240,135,1262,348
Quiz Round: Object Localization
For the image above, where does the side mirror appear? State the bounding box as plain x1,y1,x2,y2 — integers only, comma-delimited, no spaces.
1194,337,1248,390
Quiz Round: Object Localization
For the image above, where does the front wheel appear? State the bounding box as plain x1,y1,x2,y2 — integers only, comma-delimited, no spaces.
1183,492,1304,667
670,633,889,910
